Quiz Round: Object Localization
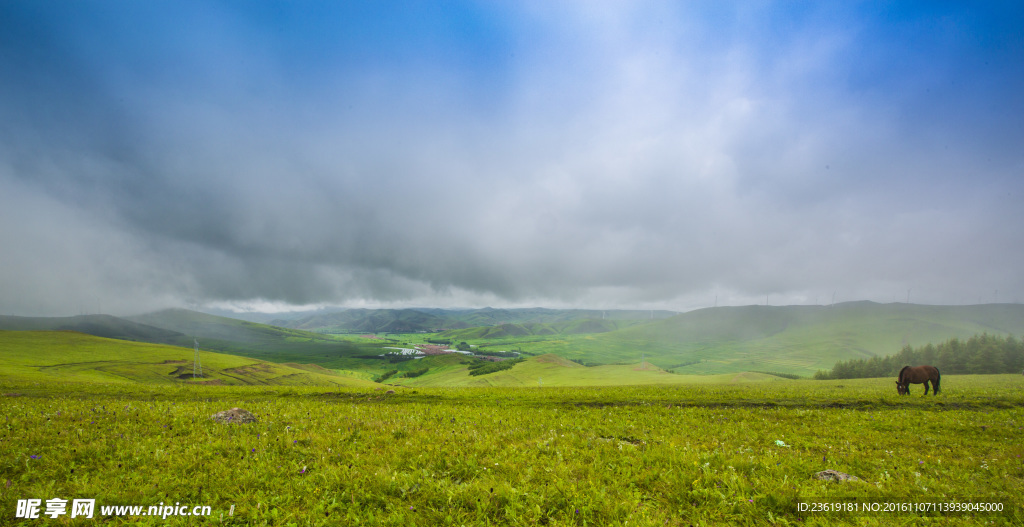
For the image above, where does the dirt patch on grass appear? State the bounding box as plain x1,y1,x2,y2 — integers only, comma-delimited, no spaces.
224,363,275,376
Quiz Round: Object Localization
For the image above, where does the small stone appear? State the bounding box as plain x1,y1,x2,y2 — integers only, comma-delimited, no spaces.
211,407,257,424
813,469,859,482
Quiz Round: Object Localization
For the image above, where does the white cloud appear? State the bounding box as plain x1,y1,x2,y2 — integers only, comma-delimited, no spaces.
1,1,1021,315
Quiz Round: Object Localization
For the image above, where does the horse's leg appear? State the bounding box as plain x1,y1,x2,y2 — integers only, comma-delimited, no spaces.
923,381,930,396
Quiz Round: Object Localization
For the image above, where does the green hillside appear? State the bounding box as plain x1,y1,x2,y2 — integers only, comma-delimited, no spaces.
438,319,644,340
128,308,340,344
125,308,386,364
9,303,1020,387
432,307,676,327
384,353,792,388
0,314,183,343
0,330,378,387
455,303,1024,377
0,310,394,368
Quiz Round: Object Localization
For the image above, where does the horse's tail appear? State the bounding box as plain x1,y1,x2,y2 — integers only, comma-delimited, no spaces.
934,367,940,394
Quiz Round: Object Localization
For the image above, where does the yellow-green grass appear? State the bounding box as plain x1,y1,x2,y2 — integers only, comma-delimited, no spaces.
388,354,793,388
0,375,1021,525
0,331,378,387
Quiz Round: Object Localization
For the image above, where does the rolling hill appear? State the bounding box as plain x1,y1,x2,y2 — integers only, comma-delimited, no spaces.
127,308,338,344
0,330,378,387
5,302,1021,386
458,302,1024,377
123,308,389,364
438,319,643,340
0,310,392,367
0,314,183,343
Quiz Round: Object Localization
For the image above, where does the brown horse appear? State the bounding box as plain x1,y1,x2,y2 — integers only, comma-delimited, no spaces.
896,365,940,396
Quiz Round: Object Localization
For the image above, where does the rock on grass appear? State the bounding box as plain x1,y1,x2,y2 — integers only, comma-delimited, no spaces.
813,469,859,482
211,407,257,424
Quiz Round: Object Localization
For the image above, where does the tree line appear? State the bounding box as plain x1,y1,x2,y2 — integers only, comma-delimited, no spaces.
815,333,1024,380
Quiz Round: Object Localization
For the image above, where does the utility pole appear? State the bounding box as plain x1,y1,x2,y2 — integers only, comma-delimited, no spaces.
193,338,203,379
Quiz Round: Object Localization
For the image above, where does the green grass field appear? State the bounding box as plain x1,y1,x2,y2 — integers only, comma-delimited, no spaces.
387,354,791,388
1,375,1021,525
0,331,377,387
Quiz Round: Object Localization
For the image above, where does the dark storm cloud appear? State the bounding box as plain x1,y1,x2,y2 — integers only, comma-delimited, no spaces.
1,1,1023,316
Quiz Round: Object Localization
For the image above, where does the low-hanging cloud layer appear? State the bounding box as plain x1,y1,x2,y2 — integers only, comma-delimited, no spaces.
2,2,1022,316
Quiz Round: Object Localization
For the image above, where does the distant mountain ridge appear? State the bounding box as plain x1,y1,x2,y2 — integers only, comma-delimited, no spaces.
270,308,468,333
505,301,1024,376
0,314,183,343
265,307,677,333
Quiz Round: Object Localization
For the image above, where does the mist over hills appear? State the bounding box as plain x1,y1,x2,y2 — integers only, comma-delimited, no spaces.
2,302,1022,384
505,301,1024,376
0,314,183,344
264,307,678,333
269,309,468,333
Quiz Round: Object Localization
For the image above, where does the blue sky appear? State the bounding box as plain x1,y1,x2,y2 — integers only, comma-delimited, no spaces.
1,1,1022,315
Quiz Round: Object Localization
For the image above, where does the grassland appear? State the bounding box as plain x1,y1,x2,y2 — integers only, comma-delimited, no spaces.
7,304,1022,387
0,331,377,387
1,375,1021,525
387,354,790,388
452,303,1024,377
0,310,397,371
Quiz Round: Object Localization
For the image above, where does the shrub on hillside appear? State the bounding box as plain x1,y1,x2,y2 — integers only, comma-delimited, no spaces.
468,358,524,376
403,367,429,378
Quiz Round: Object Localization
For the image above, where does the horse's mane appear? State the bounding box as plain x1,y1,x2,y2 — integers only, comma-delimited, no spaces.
897,365,911,381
